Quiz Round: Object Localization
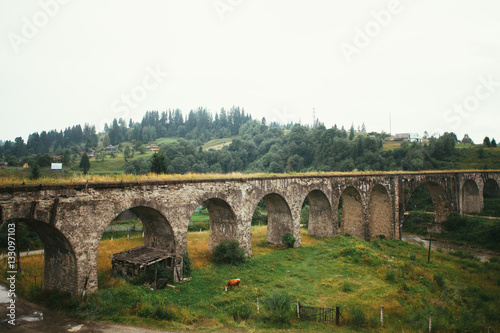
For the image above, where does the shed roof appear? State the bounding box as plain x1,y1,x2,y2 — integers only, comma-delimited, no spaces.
110,246,173,266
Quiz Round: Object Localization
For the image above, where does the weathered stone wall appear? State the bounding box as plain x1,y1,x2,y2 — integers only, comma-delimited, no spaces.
368,184,393,239
0,171,498,297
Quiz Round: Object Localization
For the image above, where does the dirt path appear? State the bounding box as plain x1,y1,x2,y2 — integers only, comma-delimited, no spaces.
402,232,499,262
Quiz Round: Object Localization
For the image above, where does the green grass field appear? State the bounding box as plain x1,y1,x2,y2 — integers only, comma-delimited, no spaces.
202,137,233,150
154,137,181,145
5,227,499,332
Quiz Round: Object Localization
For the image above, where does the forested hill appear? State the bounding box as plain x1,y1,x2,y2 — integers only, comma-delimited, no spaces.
0,106,499,176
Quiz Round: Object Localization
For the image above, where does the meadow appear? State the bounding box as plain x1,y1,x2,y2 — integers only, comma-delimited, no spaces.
2,226,499,332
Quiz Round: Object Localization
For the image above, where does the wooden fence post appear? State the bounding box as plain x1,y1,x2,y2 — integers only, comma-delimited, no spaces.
335,306,340,326
257,298,260,315
428,234,432,263
381,305,384,327
154,268,157,290
429,312,433,333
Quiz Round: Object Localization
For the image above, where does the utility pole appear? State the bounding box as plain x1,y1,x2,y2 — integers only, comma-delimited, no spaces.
389,113,392,135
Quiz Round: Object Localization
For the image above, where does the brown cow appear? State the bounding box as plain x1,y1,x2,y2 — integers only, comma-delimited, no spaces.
225,279,241,291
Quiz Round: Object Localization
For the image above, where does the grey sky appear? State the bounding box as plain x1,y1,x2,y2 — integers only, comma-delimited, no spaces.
1,0,499,143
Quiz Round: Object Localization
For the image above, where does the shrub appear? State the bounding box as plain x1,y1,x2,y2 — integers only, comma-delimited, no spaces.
300,205,310,228
409,253,417,261
348,306,367,328
386,269,397,282
263,291,293,324
252,206,268,225
213,239,246,265
342,281,355,292
283,233,296,248
434,273,445,288
230,303,253,321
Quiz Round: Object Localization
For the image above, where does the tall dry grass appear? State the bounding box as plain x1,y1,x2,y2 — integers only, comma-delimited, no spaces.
0,254,44,292
2,169,492,186
1,226,324,292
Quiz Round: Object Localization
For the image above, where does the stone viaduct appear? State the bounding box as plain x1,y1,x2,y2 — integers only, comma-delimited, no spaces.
0,171,499,297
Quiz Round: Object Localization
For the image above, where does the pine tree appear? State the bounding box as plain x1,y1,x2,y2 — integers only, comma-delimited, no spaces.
30,162,40,180
150,152,168,174
491,138,497,148
349,124,355,140
483,136,491,147
79,153,90,175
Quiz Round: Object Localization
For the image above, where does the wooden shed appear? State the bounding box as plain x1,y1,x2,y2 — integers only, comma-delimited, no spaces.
110,246,183,284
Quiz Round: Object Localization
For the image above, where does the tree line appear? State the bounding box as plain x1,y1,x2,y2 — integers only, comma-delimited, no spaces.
0,105,497,175
124,120,471,175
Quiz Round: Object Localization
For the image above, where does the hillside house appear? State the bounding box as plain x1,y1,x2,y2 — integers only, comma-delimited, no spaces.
394,133,421,143
105,145,115,152
147,144,159,152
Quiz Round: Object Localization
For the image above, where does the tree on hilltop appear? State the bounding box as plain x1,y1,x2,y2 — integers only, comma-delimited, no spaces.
483,136,491,147
79,153,90,175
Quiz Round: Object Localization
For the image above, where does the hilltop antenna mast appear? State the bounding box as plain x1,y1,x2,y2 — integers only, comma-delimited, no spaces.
312,106,316,127
389,113,392,135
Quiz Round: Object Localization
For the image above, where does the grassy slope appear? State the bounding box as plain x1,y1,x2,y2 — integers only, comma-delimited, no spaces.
3,227,499,332
202,137,233,150
454,147,500,170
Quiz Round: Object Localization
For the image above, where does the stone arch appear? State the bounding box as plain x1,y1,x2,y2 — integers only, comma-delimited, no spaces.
462,179,481,214
339,186,365,239
409,181,452,222
200,198,238,251
368,184,393,239
4,217,77,294
484,179,500,198
305,189,336,238
260,193,294,246
96,205,175,253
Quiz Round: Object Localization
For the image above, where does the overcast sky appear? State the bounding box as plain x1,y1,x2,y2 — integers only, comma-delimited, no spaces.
1,0,499,143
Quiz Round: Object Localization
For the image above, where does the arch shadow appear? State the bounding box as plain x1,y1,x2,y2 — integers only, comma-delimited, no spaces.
462,180,480,214
368,184,393,239
339,186,365,239
305,189,336,238
260,193,294,246
4,218,77,294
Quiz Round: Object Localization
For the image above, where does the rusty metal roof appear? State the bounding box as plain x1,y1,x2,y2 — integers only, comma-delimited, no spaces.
110,246,173,266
